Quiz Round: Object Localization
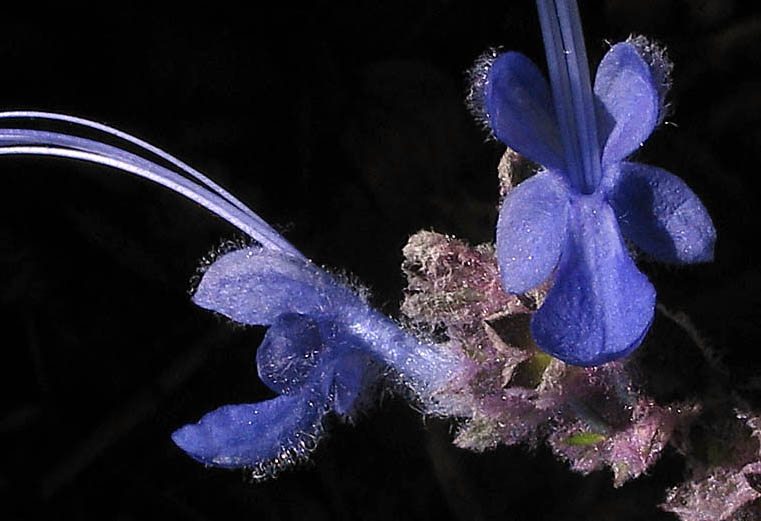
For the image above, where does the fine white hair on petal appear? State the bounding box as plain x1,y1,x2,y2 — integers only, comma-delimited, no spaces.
466,47,501,140
625,35,674,124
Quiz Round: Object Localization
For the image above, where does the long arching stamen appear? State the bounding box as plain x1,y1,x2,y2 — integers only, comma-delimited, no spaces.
536,0,602,194
0,127,301,258
0,111,259,221
0,141,305,259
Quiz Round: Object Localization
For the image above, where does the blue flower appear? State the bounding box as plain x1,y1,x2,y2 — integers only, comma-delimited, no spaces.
0,111,458,474
170,246,456,472
476,0,715,366
171,247,384,471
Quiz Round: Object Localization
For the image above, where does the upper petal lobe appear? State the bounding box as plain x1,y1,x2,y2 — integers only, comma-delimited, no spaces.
192,247,355,325
594,42,660,166
484,52,565,170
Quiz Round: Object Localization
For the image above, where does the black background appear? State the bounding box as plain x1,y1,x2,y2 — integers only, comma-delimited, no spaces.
1,1,760,520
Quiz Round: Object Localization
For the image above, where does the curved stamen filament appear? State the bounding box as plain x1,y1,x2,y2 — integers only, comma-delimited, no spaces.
0,133,305,259
0,111,257,220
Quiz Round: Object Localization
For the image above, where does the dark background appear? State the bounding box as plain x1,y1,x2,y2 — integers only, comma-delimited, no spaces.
1,1,759,519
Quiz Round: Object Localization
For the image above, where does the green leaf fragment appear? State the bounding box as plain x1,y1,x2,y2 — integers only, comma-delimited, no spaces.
562,432,607,446
511,350,553,388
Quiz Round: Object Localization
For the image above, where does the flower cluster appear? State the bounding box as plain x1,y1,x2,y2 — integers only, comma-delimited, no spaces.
401,229,697,486
0,3,731,518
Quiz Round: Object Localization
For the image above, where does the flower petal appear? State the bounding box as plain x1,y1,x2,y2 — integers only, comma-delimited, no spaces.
327,347,381,417
624,36,673,124
192,247,354,325
496,171,570,293
608,162,716,263
594,42,660,166
256,313,325,395
531,198,655,366
171,390,328,471
484,52,565,170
